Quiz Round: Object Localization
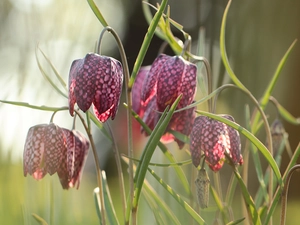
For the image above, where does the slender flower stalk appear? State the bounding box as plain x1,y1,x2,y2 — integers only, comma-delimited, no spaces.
97,26,134,224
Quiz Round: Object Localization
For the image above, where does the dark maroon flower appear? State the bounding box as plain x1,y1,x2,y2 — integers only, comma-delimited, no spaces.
69,53,123,122
189,115,243,171
132,54,197,148
23,123,90,189
23,123,66,180
57,129,89,189
132,66,150,116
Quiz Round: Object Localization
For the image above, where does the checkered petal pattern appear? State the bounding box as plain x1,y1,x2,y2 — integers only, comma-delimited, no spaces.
68,53,123,122
190,115,243,171
23,123,90,189
131,54,197,149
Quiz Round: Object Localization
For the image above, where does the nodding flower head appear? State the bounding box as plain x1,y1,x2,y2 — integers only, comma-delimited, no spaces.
68,53,123,122
132,54,197,149
190,115,243,171
57,129,89,189
23,123,90,189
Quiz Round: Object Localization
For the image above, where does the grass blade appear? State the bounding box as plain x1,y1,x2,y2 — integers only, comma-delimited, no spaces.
220,0,246,90
86,0,109,27
147,167,205,225
132,95,181,209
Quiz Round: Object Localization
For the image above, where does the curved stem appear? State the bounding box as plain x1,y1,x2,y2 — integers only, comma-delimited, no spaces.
97,26,134,224
74,110,106,225
105,122,127,222
280,164,300,225
189,53,212,112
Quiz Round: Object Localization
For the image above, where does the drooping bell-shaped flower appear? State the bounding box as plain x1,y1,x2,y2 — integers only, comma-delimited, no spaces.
23,123,90,189
132,54,197,149
57,129,90,189
69,53,123,122
190,115,243,171
23,123,66,180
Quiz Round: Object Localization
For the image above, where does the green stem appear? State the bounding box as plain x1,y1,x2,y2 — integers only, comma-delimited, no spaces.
128,0,169,89
97,26,134,224
105,122,127,222
74,110,106,225
280,165,300,225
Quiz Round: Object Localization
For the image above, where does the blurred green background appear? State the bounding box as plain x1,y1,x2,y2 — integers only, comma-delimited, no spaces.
0,0,299,224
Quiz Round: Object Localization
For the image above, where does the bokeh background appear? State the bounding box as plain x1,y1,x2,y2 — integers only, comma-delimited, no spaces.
0,0,299,224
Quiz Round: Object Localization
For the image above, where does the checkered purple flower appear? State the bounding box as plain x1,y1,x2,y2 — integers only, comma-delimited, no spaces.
190,115,243,171
69,53,123,122
132,54,197,148
23,123,89,189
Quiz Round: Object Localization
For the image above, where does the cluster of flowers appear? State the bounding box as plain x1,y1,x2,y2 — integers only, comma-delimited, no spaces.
23,51,243,190
132,54,243,171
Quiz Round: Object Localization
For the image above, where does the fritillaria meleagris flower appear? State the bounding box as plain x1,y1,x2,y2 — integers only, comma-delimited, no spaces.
269,118,286,156
23,123,66,180
23,123,90,189
69,53,123,122
57,129,89,189
190,115,243,171
132,54,197,148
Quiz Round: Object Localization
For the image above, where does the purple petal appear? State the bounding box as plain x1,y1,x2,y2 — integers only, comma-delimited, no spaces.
74,53,98,112
190,116,207,167
156,56,185,111
93,56,123,122
142,54,170,102
132,66,150,115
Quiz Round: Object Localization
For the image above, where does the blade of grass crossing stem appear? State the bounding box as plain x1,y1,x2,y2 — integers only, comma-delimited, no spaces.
196,110,282,184
133,95,181,209
233,168,261,225
127,104,191,195
86,0,108,27
129,0,168,88
147,167,205,224
220,0,246,90
264,143,300,225
38,47,68,92
244,105,268,205
123,155,191,167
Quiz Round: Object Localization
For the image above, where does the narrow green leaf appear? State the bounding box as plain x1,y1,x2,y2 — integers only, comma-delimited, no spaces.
260,39,297,109
31,213,48,225
148,167,205,225
38,47,68,92
220,0,246,90
264,143,300,225
129,0,168,88
86,0,109,27
276,100,300,125
195,110,282,185
233,169,261,225
226,217,245,225
126,103,191,195
133,95,181,209
93,188,102,224
0,100,67,111
35,47,68,98
122,155,191,167
102,171,120,225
